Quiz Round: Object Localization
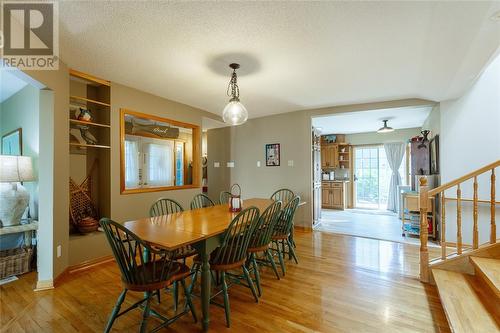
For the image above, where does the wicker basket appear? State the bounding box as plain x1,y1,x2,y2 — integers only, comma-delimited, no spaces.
0,247,33,279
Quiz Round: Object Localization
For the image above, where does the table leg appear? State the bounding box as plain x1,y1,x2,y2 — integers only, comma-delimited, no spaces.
193,236,220,331
200,248,211,331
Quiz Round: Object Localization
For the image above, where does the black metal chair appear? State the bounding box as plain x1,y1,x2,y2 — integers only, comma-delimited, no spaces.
190,193,215,209
246,200,283,295
219,191,232,205
149,198,197,311
271,196,300,276
100,218,197,333
190,207,260,327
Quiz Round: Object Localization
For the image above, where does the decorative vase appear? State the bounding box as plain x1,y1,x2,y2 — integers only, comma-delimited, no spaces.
0,183,29,227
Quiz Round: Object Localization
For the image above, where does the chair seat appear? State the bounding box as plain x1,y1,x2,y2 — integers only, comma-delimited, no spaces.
272,234,288,241
248,244,269,253
193,253,246,271
123,261,191,292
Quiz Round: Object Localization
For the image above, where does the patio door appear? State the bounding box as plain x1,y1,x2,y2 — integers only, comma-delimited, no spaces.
353,145,407,210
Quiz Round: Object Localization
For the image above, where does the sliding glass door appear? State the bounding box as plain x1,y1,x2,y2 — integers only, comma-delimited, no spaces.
354,145,407,210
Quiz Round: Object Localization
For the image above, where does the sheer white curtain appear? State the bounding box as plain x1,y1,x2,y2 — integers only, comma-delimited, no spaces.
384,142,406,211
145,141,174,187
124,140,140,188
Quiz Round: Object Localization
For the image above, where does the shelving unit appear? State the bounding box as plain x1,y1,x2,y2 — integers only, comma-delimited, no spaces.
68,69,111,235
401,192,436,240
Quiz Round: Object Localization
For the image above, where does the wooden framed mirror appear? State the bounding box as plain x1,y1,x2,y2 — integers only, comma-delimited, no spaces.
120,109,200,194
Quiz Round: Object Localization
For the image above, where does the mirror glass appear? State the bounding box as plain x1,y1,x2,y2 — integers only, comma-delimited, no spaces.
120,109,200,193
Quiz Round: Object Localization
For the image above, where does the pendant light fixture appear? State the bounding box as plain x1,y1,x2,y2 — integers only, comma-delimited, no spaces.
222,63,248,126
377,119,394,133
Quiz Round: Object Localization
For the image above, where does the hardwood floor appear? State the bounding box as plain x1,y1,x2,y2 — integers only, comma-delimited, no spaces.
0,231,450,332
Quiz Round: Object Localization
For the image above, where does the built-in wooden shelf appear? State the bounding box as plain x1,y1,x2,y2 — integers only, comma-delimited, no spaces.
70,142,111,149
70,95,110,107
70,119,110,128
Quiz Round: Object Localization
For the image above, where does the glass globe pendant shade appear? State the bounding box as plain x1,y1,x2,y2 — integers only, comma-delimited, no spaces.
222,99,248,126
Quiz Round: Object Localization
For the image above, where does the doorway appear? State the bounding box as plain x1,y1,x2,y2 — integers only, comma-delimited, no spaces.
353,145,407,210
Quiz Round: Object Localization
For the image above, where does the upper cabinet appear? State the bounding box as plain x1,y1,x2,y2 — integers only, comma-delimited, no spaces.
320,134,350,170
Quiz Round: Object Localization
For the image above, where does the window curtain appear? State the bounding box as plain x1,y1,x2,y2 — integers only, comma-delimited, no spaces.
124,140,139,188
146,141,174,187
384,142,406,212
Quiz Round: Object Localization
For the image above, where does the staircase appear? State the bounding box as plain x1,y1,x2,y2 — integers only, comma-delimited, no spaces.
417,160,500,332
433,256,500,333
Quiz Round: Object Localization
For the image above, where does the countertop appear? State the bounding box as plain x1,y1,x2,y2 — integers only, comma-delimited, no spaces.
322,179,350,183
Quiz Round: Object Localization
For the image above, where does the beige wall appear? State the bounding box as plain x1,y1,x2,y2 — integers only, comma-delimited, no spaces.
24,64,223,273
207,127,232,202
25,64,70,281
208,99,436,228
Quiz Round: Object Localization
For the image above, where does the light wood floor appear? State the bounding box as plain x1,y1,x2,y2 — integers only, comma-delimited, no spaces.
0,231,450,332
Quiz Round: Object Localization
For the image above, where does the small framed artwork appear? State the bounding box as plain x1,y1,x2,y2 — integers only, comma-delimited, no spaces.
430,135,439,174
2,128,22,155
265,143,280,166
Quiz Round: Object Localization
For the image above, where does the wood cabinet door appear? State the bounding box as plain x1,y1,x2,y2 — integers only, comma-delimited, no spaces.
321,148,327,168
332,187,343,207
332,145,339,168
322,188,330,206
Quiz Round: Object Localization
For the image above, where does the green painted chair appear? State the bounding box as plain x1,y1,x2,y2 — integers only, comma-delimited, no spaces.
100,218,197,333
190,207,260,327
270,188,297,251
190,193,215,209
270,188,294,206
149,198,196,311
219,191,232,205
149,197,184,216
246,200,283,296
271,196,300,276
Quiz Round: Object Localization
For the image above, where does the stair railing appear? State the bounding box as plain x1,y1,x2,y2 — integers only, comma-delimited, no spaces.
419,160,499,282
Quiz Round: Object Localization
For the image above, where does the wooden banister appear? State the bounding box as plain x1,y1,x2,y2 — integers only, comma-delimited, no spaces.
492,169,496,244
419,177,429,283
420,160,499,283
428,160,500,196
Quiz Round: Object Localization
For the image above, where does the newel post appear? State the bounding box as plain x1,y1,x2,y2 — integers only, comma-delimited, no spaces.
419,177,430,283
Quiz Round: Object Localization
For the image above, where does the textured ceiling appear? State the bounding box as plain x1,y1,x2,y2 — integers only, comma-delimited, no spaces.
312,106,432,134
58,1,500,119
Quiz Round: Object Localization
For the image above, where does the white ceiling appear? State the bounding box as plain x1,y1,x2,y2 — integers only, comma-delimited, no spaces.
58,2,500,119
0,70,28,103
312,106,432,134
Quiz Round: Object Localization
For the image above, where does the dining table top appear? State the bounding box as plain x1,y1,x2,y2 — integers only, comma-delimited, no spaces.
123,198,275,251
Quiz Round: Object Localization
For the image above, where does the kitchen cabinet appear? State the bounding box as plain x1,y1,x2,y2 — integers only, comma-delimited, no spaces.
321,181,346,210
321,144,338,168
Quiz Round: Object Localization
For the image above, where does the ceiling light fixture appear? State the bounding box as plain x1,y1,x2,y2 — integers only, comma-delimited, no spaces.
377,120,394,133
222,63,248,126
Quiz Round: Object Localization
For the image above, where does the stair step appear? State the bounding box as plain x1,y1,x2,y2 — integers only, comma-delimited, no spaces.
470,257,500,298
433,269,500,333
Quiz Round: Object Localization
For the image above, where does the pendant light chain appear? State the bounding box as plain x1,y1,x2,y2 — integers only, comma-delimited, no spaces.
226,68,240,101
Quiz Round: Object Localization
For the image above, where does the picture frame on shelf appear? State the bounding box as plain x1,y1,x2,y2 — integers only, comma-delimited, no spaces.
265,143,280,166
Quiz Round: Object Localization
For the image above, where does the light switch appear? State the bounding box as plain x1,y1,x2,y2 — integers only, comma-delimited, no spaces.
288,160,294,167
214,162,220,168
227,161,235,168
257,161,261,167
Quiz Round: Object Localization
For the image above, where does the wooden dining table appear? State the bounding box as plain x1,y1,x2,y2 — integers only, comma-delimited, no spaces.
124,198,274,331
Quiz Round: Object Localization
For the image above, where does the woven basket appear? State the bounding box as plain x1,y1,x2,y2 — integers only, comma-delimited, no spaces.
0,247,33,279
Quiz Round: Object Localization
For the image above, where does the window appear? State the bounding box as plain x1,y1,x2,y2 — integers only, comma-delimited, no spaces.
120,109,200,193
354,145,408,209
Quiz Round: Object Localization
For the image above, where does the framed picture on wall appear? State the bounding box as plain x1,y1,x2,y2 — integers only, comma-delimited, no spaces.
1,128,22,155
430,135,439,174
265,143,280,166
